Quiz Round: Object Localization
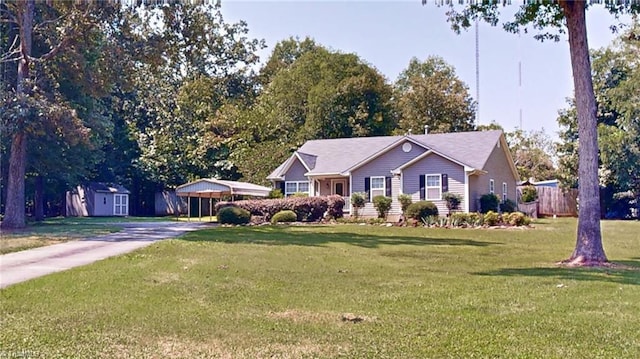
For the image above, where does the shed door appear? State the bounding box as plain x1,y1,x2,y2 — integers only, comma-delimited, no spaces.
114,194,128,216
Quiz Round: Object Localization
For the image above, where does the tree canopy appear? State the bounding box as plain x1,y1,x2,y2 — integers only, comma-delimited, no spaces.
394,56,476,134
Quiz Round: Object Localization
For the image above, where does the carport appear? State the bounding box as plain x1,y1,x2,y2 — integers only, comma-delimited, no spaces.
175,179,271,221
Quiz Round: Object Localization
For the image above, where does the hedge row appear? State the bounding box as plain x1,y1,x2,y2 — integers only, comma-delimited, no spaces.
215,195,345,222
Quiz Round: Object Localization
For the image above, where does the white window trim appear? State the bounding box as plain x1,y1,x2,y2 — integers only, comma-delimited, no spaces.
285,181,310,196
502,182,508,202
489,179,495,194
425,173,442,201
369,176,386,201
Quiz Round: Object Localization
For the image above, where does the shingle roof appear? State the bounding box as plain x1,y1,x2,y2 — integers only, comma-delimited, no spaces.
267,130,505,179
88,182,130,194
409,130,503,170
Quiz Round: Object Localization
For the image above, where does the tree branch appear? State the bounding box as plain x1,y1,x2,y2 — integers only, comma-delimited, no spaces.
33,13,67,34
33,2,96,62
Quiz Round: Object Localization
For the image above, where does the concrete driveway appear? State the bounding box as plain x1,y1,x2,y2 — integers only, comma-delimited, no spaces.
0,221,214,289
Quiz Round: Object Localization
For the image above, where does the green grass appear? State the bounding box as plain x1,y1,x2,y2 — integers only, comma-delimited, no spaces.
1,218,639,358
0,216,171,254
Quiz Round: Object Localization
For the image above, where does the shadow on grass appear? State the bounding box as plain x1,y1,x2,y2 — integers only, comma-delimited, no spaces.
474,258,640,286
180,225,501,249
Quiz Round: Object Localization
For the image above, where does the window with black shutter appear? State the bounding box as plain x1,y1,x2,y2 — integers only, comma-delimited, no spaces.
385,177,392,197
441,174,449,193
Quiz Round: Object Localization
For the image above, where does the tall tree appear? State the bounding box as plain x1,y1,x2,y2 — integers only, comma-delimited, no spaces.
558,22,640,218
435,0,640,266
122,2,263,187
1,1,108,228
394,56,476,134
228,43,396,184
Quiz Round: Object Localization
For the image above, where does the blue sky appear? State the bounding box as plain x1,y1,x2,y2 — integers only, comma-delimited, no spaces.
220,1,626,138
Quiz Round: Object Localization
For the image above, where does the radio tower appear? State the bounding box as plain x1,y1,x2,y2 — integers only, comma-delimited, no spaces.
475,18,480,126
518,31,523,130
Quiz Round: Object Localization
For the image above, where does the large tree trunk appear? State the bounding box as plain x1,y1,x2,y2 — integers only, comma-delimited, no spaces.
560,1,607,265
2,0,34,230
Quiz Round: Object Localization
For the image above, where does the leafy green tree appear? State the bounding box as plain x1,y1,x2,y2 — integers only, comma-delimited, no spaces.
259,36,319,86
506,129,557,181
229,44,396,184
1,1,118,227
436,0,640,265
121,2,263,187
393,56,476,134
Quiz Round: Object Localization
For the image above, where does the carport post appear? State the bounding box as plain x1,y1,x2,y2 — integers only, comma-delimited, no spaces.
198,196,202,222
209,193,213,222
187,196,191,222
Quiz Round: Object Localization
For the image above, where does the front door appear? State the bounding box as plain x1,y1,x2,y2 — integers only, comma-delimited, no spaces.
332,180,347,196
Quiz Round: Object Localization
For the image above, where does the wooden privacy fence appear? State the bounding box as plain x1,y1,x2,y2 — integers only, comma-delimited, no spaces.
517,186,578,217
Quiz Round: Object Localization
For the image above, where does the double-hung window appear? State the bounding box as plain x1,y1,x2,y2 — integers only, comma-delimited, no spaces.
502,182,508,202
285,181,309,196
370,176,385,201
489,179,495,194
425,174,442,200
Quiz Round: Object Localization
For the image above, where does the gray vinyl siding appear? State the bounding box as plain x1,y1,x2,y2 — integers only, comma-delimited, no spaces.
471,140,519,208
351,141,426,217
92,192,114,216
284,158,308,181
402,154,466,215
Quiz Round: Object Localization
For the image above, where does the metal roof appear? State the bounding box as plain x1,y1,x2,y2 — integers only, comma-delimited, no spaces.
176,179,271,198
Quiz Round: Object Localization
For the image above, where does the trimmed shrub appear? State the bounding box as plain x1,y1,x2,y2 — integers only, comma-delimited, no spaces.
442,192,462,215
215,196,334,223
483,211,500,226
326,195,345,219
406,201,439,221
218,206,251,225
397,194,413,215
500,199,517,213
506,212,531,226
351,192,366,218
271,210,297,224
267,189,284,199
372,195,393,219
480,193,500,214
520,186,538,203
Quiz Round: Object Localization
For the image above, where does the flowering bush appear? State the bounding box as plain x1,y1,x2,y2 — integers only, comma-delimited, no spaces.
215,195,344,222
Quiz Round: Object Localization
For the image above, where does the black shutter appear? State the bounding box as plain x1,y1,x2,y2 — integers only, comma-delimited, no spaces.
279,181,285,194
385,177,392,197
441,174,449,193
364,177,370,202
419,175,425,200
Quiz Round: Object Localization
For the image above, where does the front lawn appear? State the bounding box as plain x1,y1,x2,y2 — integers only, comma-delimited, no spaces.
1,218,639,358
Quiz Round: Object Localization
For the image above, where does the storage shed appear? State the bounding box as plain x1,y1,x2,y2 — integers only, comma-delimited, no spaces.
66,183,130,217
175,179,271,220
